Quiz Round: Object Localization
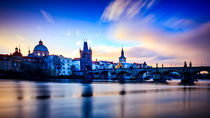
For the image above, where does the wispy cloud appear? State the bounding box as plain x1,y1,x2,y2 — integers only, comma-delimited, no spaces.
106,20,210,65
101,0,156,22
147,0,156,8
40,9,55,24
163,18,196,30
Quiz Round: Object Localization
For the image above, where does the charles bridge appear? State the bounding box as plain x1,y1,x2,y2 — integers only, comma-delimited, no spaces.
87,66,210,83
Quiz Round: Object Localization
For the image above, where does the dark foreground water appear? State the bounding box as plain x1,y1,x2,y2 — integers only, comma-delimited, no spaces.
0,79,210,118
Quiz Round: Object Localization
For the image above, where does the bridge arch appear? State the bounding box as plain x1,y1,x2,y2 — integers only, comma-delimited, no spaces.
117,71,130,76
117,71,131,79
161,70,181,79
136,71,152,80
193,70,210,79
93,72,100,79
100,71,110,79
197,70,209,74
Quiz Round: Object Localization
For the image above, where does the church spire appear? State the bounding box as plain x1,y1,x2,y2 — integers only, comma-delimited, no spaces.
121,45,124,57
119,45,126,63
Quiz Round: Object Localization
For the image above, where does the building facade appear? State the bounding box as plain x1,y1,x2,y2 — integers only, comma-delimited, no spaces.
92,60,114,70
0,47,23,72
43,55,73,76
59,55,72,76
72,58,80,71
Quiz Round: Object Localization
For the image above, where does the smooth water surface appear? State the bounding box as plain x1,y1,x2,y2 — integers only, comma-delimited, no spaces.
0,79,210,118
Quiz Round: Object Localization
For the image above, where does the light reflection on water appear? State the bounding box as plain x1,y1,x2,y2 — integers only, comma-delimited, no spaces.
0,79,210,118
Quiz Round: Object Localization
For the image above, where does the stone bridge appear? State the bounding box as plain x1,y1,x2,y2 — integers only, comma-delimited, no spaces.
88,66,210,81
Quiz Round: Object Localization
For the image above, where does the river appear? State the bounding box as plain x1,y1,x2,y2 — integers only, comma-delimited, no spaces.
0,79,210,118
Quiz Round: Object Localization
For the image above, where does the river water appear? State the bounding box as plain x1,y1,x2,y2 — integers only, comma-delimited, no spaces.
0,79,210,118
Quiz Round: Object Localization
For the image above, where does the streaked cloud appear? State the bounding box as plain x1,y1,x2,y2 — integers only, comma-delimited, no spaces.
147,0,156,8
106,20,210,65
40,9,55,24
163,18,196,30
101,0,156,22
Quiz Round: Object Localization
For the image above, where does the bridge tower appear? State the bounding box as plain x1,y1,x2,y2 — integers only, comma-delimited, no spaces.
80,40,92,71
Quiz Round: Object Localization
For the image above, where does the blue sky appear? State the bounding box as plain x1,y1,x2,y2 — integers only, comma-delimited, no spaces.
0,0,210,66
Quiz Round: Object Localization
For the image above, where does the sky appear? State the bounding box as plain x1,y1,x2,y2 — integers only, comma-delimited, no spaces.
0,0,210,67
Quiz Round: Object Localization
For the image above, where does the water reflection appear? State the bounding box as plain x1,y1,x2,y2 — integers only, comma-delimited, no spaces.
0,80,210,118
81,84,93,118
15,81,24,100
34,83,51,118
34,83,51,99
119,84,126,95
119,84,125,118
183,87,192,112
81,84,93,97
14,82,24,118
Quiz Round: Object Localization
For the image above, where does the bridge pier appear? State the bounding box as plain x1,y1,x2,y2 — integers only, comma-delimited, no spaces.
181,69,198,85
82,71,93,83
181,65,197,84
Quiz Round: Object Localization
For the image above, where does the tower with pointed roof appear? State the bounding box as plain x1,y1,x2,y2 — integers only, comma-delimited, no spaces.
119,46,126,63
80,40,92,71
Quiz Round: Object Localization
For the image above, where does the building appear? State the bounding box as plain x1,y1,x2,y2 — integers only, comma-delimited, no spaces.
28,40,49,57
0,47,23,72
72,58,80,71
59,55,72,76
43,55,60,76
119,47,126,63
0,40,77,77
80,41,92,71
92,60,114,70
115,62,132,69
43,55,73,76
0,54,13,71
115,47,149,69
116,46,127,68
115,62,123,68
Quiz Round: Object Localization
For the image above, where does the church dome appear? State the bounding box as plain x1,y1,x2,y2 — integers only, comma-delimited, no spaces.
32,40,49,57
34,40,49,52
